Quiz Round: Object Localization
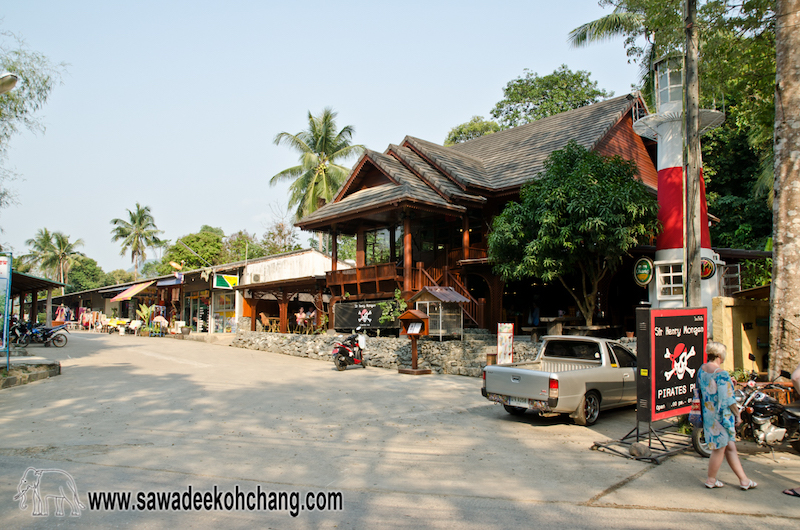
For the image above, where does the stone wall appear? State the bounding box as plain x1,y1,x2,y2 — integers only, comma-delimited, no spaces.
230,331,637,378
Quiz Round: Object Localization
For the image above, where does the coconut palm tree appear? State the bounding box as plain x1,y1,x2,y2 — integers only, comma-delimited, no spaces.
270,108,364,250
50,232,85,294
110,203,164,281
21,228,56,279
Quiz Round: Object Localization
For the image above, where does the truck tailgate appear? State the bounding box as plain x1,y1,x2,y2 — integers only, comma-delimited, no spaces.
484,365,552,401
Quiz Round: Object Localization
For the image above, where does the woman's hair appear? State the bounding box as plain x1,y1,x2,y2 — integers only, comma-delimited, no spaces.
707,341,727,362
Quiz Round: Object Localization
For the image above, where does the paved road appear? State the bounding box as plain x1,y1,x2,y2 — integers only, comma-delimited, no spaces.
0,333,798,528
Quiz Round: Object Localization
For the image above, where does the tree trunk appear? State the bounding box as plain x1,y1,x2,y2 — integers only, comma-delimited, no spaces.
769,0,800,377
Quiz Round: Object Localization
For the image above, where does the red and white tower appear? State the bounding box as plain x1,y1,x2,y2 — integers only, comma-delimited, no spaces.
633,57,725,321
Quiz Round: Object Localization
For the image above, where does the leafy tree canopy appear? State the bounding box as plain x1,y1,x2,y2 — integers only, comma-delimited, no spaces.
106,269,134,285
0,30,65,226
158,231,223,274
444,116,502,145
66,256,106,294
490,65,613,128
220,230,268,263
488,142,660,325
262,217,302,256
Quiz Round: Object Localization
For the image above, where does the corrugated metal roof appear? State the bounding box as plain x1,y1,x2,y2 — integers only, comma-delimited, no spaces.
409,286,470,303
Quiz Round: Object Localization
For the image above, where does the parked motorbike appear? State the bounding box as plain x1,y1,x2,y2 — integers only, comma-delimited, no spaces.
692,365,800,457
332,328,367,371
19,322,70,348
8,317,28,347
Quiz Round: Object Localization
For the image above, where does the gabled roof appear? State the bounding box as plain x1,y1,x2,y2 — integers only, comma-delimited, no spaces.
447,94,640,191
298,94,650,231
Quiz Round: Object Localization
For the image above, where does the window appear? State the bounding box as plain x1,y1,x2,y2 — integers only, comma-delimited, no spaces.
365,228,392,265
657,58,683,107
657,263,684,300
610,345,637,368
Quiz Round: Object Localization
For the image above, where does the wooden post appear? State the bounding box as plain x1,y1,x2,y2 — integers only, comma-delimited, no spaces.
46,289,53,326
31,290,38,324
279,292,288,333
684,0,702,308
331,230,338,271
389,226,396,263
403,216,412,292
462,215,470,260
356,228,366,267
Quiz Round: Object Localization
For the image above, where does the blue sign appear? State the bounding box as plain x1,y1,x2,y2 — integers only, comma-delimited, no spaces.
0,253,11,362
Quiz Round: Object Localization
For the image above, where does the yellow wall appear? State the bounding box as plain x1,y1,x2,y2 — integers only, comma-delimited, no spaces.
712,296,770,373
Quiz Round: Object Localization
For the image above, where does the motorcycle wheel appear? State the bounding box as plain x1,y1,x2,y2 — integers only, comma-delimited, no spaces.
791,440,800,455
51,334,68,348
691,427,712,458
19,335,31,347
334,355,347,371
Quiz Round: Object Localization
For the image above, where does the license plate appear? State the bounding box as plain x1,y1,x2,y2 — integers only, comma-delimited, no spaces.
507,396,529,408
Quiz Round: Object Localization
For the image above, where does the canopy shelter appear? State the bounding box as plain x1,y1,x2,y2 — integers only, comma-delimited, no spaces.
235,276,326,333
110,281,155,302
11,270,64,326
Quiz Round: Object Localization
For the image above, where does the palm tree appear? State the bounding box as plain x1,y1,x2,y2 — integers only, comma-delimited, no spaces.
50,232,85,294
22,228,56,279
110,203,164,281
270,108,364,251
568,4,656,103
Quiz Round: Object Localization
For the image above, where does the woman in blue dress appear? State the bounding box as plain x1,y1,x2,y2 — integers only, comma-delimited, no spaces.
698,342,757,490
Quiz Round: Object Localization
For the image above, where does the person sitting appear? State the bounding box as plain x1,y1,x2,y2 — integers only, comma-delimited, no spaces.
295,308,306,330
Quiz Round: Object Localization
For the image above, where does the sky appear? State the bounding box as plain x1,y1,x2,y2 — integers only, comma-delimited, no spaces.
1,0,641,273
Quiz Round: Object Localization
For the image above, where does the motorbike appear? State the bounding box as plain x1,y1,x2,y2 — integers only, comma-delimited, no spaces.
18,322,70,348
692,364,800,457
8,317,28,347
332,328,367,371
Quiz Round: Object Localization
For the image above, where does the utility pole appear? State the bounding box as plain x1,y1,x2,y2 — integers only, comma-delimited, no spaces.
684,0,702,308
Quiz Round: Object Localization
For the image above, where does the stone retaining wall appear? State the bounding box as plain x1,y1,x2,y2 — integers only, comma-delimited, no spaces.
231,332,637,377
1,363,61,389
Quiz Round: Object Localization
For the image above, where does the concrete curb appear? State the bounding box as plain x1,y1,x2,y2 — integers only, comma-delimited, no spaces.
0,362,61,390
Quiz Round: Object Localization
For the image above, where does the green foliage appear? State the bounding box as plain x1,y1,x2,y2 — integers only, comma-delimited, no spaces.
110,203,163,281
140,260,161,279
307,234,356,261
200,225,224,237
66,257,107,293
0,30,65,222
377,289,407,324
21,228,84,293
740,258,772,290
488,142,660,325
444,116,502,145
220,230,268,263
158,231,223,274
271,108,365,221
490,65,613,128
106,269,134,285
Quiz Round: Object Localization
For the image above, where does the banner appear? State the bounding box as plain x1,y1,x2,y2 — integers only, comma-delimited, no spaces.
636,307,707,422
334,301,399,331
497,323,514,364
213,274,239,290
0,254,11,353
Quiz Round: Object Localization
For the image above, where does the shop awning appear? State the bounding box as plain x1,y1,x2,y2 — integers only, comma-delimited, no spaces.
110,281,155,302
156,276,184,287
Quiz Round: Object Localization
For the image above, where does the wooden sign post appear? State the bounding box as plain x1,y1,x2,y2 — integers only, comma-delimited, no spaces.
398,309,431,375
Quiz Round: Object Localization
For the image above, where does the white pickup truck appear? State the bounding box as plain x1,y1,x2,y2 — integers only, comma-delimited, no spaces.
482,336,637,425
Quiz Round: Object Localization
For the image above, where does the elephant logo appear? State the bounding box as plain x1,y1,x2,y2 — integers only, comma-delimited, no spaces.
13,467,86,517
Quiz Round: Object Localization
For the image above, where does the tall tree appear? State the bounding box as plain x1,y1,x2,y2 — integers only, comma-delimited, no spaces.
0,30,65,228
270,108,364,250
110,203,163,281
487,142,660,325
770,0,800,375
491,65,613,128
50,231,84,294
21,227,56,279
157,231,223,274
66,256,107,294
444,116,502,145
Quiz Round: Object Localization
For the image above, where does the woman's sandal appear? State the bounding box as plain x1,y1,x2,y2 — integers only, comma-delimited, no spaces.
705,479,724,488
740,480,758,490
783,488,800,498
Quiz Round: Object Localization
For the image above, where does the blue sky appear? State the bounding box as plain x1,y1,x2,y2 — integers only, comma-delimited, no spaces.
2,1,641,272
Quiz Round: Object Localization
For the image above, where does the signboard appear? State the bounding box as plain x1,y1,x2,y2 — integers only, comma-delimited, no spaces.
633,257,654,287
700,258,716,279
636,307,707,422
0,254,10,353
213,274,239,289
334,301,400,331
497,323,514,364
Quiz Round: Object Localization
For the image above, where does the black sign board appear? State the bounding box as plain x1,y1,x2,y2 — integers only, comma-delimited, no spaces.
334,301,400,331
635,307,707,422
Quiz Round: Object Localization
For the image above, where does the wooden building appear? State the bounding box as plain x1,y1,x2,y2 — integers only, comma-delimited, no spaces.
297,94,658,332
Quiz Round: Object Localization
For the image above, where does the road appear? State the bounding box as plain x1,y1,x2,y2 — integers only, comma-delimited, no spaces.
0,332,798,528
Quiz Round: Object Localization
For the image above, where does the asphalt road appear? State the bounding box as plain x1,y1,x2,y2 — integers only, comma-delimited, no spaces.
0,332,798,529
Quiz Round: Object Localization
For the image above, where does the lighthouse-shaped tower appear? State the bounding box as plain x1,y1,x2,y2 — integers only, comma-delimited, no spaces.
632,57,725,321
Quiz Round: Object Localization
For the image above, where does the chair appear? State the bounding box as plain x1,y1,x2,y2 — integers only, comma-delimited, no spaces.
127,320,143,335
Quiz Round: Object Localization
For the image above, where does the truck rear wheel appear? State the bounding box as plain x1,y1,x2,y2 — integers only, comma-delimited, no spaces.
503,405,527,416
573,391,600,426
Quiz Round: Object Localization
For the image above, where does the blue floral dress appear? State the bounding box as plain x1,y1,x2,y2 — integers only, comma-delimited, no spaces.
697,368,737,450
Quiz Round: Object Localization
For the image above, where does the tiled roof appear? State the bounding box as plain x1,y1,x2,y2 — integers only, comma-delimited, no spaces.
298,94,643,229
448,95,637,190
